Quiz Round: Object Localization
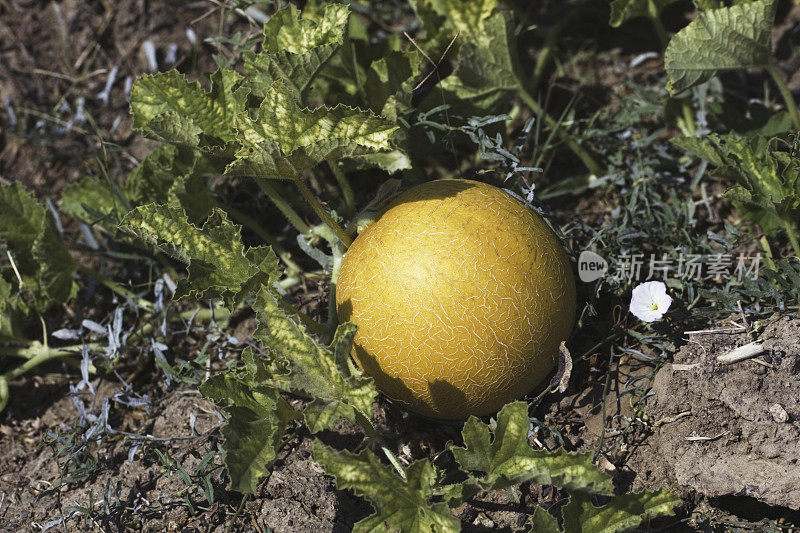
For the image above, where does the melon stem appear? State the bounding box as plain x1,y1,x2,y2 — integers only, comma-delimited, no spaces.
328,162,356,218
766,62,800,131
293,177,353,248
254,178,311,235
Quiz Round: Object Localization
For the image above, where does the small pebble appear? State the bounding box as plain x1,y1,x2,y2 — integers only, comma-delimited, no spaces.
769,403,789,423
472,514,494,528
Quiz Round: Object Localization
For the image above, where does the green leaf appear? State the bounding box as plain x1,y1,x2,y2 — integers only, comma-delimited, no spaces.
609,0,680,26
61,176,122,229
261,3,349,54
0,276,27,342
724,185,757,205
33,215,78,304
65,146,218,235
254,81,395,153
200,348,296,494
244,3,350,100
253,289,377,433
228,80,398,179
436,11,520,113
167,171,216,225
0,182,48,257
244,45,340,101
119,204,280,308
127,144,219,224
449,402,613,504
721,136,785,203
0,183,76,307
529,506,561,533
665,0,777,94
673,133,799,237
670,136,725,166
131,69,247,145
313,442,461,533
410,0,498,40
140,111,203,146
561,490,681,533
125,144,186,205
365,50,420,121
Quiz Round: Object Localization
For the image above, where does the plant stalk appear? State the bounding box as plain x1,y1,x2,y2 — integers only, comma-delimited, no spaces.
1,343,102,381
678,97,697,137
328,162,356,218
531,6,579,89
766,62,800,131
650,12,669,51
781,219,800,258
515,83,603,176
759,235,777,271
651,14,697,137
0,377,8,413
292,177,353,247
254,178,312,235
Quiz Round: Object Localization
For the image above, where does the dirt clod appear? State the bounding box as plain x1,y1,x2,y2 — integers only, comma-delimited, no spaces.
629,316,800,509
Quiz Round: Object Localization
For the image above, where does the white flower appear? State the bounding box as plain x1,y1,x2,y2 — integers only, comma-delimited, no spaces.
629,281,672,322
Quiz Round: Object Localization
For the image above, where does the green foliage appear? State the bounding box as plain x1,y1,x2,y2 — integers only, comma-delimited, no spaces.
314,442,461,533
364,50,421,122
61,176,125,231
62,145,218,231
200,348,296,494
528,489,680,533
447,402,613,505
244,3,349,100
699,257,800,313
409,0,497,40
132,69,246,145
530,506,562,532
609,0,680,27
557,490,681,533
228,80,398,179
129,4,401,185
261,3,349,54
665,0,777,94
2,2,705,528
252,289,377,433
406,0,523,115
314,401,678,533
0,183,77,335
672,134,800,248
436,11,521,113
0,276,26,342
120,204,281,309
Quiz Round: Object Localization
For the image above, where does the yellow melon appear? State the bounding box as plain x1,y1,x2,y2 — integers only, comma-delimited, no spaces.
336,179,575,419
